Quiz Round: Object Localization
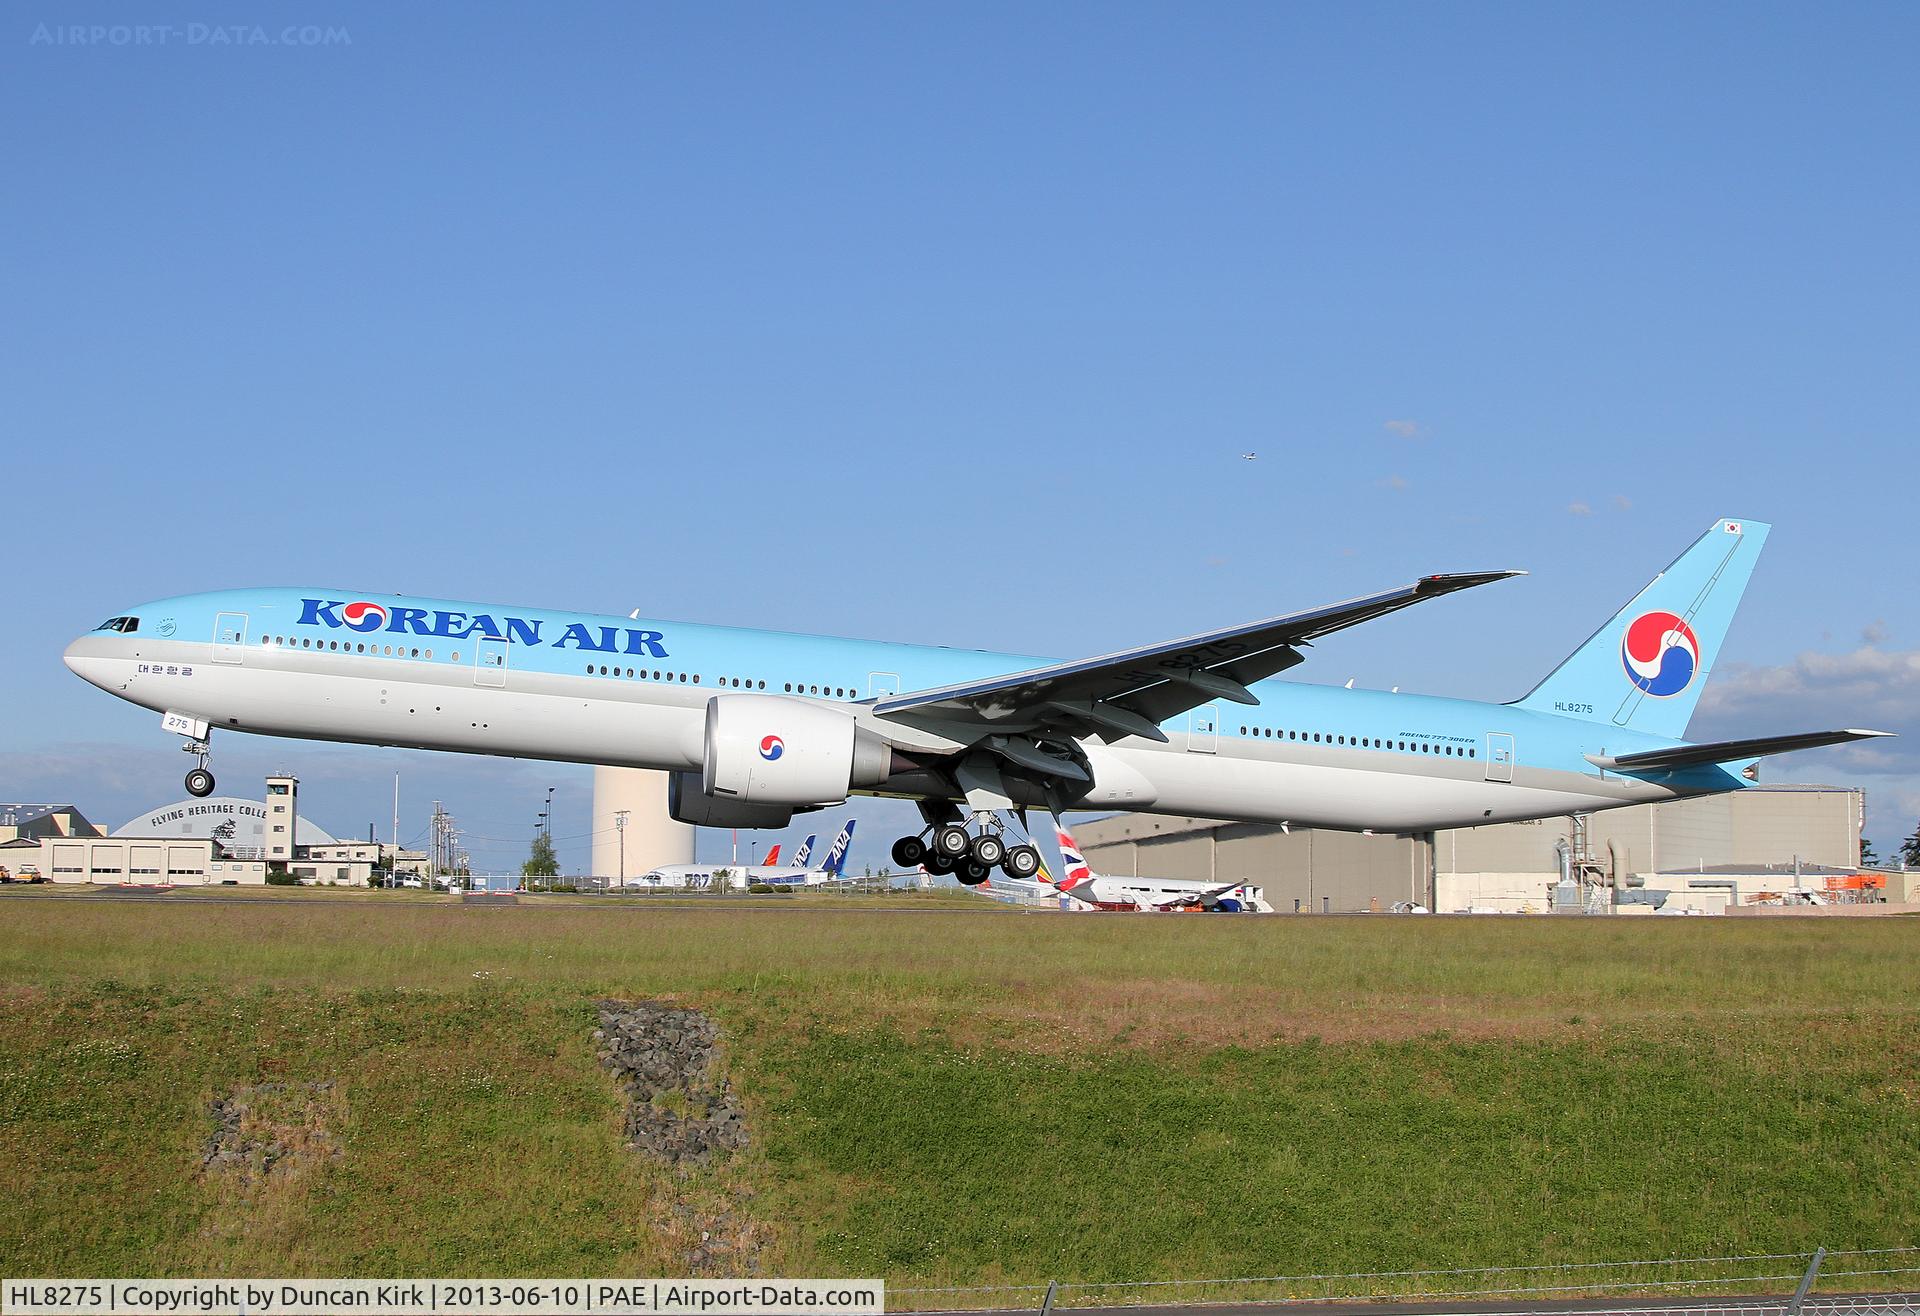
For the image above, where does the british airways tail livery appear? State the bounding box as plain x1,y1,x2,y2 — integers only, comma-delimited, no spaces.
63,519,1888,887
1054,825,1094,893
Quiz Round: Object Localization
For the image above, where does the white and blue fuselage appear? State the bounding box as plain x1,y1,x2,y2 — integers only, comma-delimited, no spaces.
63,584,1748,835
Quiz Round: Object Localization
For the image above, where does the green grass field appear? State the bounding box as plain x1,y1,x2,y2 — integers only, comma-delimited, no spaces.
1,891,1916,1291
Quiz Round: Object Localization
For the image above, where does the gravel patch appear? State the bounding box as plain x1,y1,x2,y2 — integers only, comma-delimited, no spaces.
200,1081,343,1187
594,1000,749,1167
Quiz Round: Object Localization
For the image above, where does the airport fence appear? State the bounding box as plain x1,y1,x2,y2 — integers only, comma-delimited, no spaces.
889,1247,1920,1314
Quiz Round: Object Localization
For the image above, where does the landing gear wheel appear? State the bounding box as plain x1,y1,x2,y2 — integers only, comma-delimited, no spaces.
185,768,215,798
932,823,971,861
924,852,956,876
891,836,927,868
969,833,1006,867
957,859,992,886
1003,844,1041,880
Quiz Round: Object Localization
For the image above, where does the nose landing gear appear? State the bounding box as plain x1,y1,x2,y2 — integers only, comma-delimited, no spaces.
183,737,216,797
168,715,217,797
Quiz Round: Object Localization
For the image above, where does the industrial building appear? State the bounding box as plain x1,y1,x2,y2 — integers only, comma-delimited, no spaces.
2,776,428,886
591,766,694,880
1071,785,1908,914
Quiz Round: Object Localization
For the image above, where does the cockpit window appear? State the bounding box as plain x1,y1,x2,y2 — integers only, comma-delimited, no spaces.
95,617,140,633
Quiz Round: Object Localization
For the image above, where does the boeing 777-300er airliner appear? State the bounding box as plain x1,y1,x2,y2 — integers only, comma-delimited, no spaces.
64,518,1888,886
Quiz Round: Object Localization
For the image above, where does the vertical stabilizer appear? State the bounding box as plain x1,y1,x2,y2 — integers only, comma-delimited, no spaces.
1054,823,1094,892
1512,518,1767,740
821,820,857,877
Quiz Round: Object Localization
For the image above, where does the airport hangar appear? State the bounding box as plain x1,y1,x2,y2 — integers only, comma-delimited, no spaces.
1,776,429,886
1070,784,1908,914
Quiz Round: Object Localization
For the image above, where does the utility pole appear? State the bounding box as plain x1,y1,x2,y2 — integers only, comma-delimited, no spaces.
614,809,630,888
544,785,556,874
430,801,445,876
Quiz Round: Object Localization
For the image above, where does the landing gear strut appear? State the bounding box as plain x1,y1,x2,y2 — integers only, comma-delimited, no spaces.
183,738,215,798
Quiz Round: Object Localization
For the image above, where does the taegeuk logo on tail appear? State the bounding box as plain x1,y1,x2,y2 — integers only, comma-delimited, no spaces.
1620,611,1700,697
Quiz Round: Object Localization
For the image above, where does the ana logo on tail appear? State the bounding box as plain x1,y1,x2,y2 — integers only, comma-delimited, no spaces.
791,834,816,867
822,820,857,876
1621,611,1700,698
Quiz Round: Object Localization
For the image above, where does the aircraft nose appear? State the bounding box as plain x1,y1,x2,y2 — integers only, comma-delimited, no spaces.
64,635,110,688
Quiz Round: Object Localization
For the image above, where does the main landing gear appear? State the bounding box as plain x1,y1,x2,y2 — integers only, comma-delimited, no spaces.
891,813,1042,886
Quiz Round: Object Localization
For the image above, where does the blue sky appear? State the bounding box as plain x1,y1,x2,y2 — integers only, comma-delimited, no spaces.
5,1,1916,867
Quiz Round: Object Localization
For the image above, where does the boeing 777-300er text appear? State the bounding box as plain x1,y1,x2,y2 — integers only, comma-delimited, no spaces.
64,519,1888,885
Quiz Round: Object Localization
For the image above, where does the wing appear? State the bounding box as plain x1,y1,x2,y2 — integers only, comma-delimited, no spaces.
1588,728,1893,774
873,572,1522,777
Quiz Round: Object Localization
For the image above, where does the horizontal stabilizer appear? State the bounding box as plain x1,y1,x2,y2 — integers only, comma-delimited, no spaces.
1588,728,1893,773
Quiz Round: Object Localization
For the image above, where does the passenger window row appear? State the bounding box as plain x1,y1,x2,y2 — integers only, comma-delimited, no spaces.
261,634,439,660
1236,724,1477,758
586,665,731,686
258,633,871,701
582,666,864,699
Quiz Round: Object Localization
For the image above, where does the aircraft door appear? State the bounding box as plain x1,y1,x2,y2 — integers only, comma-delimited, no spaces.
1485,732,1515,783
868,672,900,699
474,636,508,687
212,612,248,665
1187,704,1218,753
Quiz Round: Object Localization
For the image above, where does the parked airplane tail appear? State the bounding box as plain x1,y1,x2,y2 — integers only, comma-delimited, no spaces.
1032,850,1055,886
763,844,781,867
1054,823,1093,892
791,833,817,868
821,820,857,877
1511,518,1768,741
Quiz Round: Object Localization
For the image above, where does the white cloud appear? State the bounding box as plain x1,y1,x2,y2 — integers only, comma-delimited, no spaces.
1697,645,1920,732
1381,474,1410,490
1863,619,1890,646
1383,419,1422,439
1693,644,1920,846
1567,501,1593,516
1611,494,1632,511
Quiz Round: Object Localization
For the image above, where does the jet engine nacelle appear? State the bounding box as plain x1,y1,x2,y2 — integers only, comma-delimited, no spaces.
666,772,795,829
702,694,890,807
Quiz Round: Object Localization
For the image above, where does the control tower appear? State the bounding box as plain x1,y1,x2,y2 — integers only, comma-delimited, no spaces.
590,767,693,885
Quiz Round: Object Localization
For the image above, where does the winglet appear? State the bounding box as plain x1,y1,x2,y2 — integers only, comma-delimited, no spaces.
1418,570,1527,595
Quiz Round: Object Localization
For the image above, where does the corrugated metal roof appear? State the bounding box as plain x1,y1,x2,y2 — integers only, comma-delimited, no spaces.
0,803,82,828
